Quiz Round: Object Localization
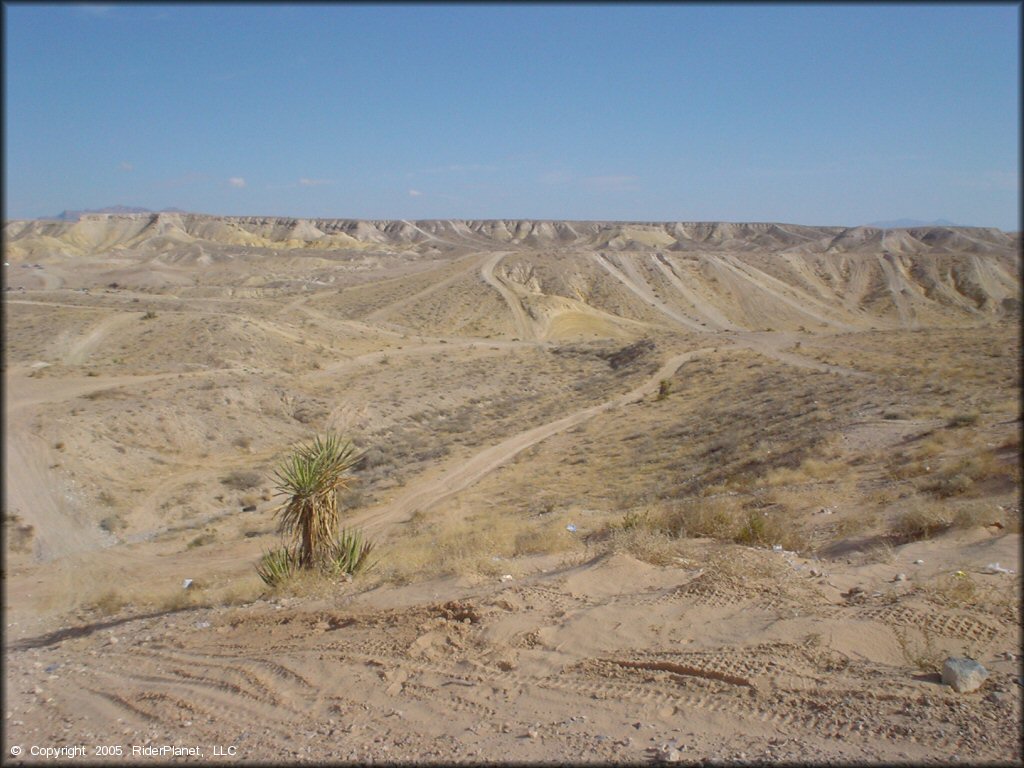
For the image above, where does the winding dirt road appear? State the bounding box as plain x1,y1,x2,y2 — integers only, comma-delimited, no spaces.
349,348,713,533
480,251,536,341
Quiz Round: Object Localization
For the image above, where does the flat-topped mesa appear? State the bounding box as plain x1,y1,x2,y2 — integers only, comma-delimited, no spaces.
2,214,1018,258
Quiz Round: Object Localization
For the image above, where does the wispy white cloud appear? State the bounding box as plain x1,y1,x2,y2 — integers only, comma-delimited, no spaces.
299,178,334,187
228,177,246,188
118,161,134,172
408,189,423,197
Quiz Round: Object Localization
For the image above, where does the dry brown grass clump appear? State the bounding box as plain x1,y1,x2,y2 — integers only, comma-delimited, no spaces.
889,495,1020,542
375,509,586,584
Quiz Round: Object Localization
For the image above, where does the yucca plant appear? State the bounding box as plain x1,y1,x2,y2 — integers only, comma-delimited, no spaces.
273,433,362,570
255,546,299,587
327,527,377,576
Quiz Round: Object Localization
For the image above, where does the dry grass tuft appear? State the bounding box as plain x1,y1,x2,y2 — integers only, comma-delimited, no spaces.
604,525,680,566
889,499,954,541
893,625,945,674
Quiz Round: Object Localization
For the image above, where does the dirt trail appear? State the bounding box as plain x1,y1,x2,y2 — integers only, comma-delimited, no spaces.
367,254,486,322
3,399,109,562
63,312,140,364
349,349,711,532
876,253,916,327
3,367,251,562
717,254,859,332
305,338,530,382
728,332,869,377
593,253,708,333
480,251,536,341
592,253,867,377
651,254,740,331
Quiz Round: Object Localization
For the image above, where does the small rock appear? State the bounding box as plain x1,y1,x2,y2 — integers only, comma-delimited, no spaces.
894,573,907,582
527,729,539,739
942,657,989,693
913,559,924,565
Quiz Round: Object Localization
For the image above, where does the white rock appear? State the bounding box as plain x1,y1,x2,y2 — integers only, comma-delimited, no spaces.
942,657,989,693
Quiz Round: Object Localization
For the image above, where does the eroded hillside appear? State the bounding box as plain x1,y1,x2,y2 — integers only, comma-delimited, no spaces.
3,216,1020,764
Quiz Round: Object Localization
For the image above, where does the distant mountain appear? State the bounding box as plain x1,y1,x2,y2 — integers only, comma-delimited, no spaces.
51,205,187,222
864,218,958,229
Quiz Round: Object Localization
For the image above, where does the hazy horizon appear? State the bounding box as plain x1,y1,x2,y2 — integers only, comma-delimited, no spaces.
4,4,1020,229
16,205,999,234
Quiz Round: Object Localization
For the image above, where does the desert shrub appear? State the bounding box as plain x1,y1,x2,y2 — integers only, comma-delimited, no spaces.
606,525,679,565
99,514,127,533
142,310,157,320
89,590,130,616
187,530,217,549
894,625,945,674
734,510,767,545
221,470,263,491
669,498,741,540
890,501,953,541
946,412,979,428
922,473,974,498
656,379,672,401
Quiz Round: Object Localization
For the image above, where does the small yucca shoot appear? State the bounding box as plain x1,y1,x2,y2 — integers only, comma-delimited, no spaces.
255,547,299,587
329,528,377,576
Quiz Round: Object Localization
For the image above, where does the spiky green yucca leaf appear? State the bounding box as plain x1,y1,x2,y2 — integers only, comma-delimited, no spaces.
255,547,299,587
273,434,362,569
328,528,377,576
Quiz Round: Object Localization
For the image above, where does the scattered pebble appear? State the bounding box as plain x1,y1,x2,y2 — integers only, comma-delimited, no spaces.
894,573,907,582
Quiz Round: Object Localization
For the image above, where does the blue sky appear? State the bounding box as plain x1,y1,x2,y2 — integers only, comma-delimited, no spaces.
3,3,1020,228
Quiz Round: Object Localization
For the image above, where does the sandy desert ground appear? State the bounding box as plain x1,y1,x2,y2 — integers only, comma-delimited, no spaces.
3,214,1021,764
